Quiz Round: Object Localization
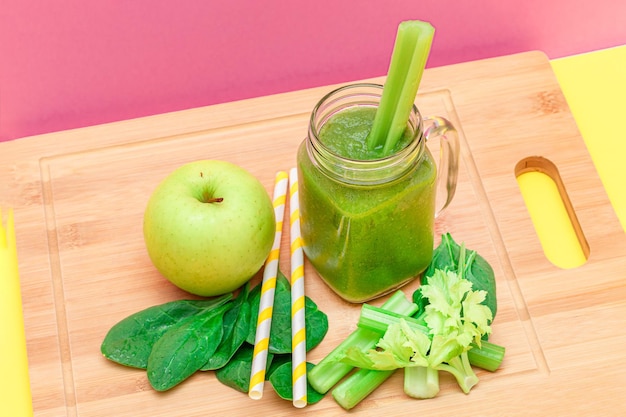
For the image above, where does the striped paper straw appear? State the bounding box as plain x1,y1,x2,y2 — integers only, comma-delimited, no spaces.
289,168,307,408
248,171,289,400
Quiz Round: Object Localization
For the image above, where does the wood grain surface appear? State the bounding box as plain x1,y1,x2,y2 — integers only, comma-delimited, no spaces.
2,51,625,416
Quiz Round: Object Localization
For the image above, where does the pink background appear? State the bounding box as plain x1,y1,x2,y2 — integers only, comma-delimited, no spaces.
1,0,625,142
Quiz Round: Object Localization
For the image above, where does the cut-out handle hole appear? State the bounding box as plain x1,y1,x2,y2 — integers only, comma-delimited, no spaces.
515,156,589,269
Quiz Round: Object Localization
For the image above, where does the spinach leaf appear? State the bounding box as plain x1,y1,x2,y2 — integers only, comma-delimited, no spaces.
275,271,292,293
215,343,274,393
269,361,325,405
201,283,251,371
147,304,229,391
246,271,329,354
266,353,290,380
245,278,262,345
422,232,459,276
464,249,498,318
303,296,329,351
102,266,330,396
245,271,291,345
101,294,232,369
268,291,329,354
267,289,293,354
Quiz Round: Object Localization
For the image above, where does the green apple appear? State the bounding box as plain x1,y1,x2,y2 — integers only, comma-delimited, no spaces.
143,160,275,296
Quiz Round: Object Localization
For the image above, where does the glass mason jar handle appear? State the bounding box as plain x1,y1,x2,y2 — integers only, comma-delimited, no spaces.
423,116,460,217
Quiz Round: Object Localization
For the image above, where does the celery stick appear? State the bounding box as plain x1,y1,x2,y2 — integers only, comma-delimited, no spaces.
383,21,434,154
307,327,381,394
467,340,506,372
359,303,429,334
404,366,439,399
367,22,420,151
367,20,435,154
332,368,395,410
307,291,417,394
358,304,505,371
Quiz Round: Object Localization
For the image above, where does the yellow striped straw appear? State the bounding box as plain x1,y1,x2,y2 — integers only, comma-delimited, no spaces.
248,171,289,400
0,208,34,417
289,168,307,408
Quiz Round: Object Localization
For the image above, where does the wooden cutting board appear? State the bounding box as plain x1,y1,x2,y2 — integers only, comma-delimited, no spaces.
2,51,625,416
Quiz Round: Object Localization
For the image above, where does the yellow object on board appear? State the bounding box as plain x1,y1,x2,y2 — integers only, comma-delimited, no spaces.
0,208,34,417
551,45,626,233
517,172,587,269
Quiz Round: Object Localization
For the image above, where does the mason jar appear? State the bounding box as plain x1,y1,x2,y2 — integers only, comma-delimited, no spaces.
296,83,459,303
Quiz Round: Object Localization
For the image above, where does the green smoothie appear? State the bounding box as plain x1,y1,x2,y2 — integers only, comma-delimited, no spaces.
297,106,437,303
315,107,412,160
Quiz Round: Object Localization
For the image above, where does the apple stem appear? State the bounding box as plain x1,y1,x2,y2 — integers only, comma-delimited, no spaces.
204,197,224,204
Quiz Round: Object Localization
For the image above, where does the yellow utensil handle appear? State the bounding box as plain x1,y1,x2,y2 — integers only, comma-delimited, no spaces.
1,208,33,417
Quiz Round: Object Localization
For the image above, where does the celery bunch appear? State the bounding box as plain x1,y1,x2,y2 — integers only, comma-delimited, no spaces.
326,301,503,409
341,268,492,399
307,240,505,410
307,291,503,409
